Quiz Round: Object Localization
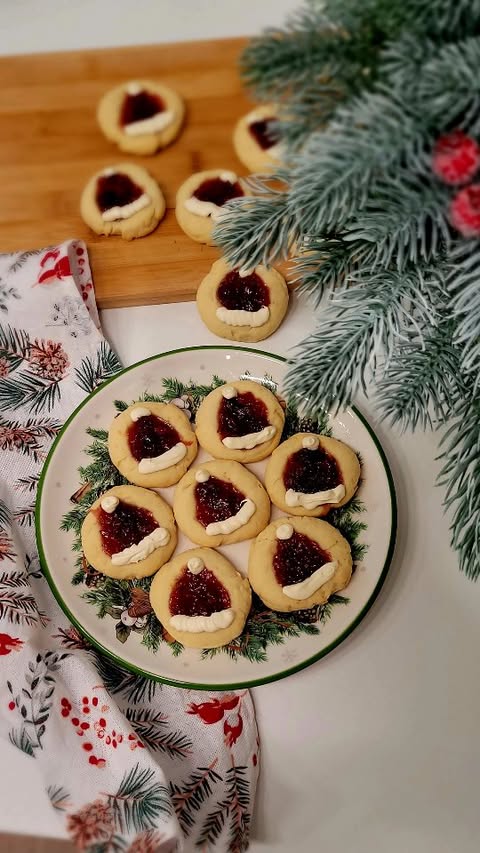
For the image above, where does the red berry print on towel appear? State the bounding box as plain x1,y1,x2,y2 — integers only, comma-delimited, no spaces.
36,249,72,286
0,633,23,655
187,693,248,749
81,282,93,302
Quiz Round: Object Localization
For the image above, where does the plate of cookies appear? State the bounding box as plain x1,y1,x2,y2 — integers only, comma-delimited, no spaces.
36,346,396,689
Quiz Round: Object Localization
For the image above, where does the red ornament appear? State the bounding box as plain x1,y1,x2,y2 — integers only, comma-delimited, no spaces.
432,131,480,185
450,184,480,236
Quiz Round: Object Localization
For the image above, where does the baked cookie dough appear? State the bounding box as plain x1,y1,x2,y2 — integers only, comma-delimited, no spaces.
108,401,197,488
81,485,177,580
195,379,285,463
265,433,360,517
80,163,165,240
174,459,270,547
196,257,289,343
175,169,248,245
150,547,252,649
97,80,185,155
249,516,352,612
233,104,283,173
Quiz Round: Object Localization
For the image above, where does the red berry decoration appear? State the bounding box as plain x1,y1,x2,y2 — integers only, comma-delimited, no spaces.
432,131,480,185
450,184,480,237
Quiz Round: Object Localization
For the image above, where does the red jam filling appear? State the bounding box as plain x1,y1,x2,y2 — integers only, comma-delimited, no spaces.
249,117,280,151
283,446,342,495
120,90,166,126
193,177,244,207
169,567,231,617
96,173,143,212
127,414,180,462
96,500,157,556
217,270,270,312
218,391,270,440
195,475,246,527
273,530,332,587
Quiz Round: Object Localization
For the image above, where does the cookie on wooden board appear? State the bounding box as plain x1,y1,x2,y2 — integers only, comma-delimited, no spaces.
175,169,248,245
80,163,165,239
97,79,185,155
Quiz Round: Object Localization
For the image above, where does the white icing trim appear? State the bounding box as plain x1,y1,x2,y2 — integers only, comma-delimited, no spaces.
195,469,210,483
124,111,174,136
184,196,220,218
100,496,119,514
205,498,255,536
222,425,276,450
101,192,150,222
276,523,293,540
282,561,337,600
170,608,235,633
216,306,270,328
285,484,345,510
111,527,170,566
138,441,186,474
130,406,151,421
187,557,204,575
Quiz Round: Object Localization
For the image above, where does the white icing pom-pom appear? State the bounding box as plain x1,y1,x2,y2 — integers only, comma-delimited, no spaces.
220,171,237,183
187,557,204,575
302,436,320,450
222,386,238,399
126,81,142,95
276,523,294,540
100,495,119,514
195,469,210,483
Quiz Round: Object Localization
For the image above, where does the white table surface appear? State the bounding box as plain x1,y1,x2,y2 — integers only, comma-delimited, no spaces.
2,3,480,851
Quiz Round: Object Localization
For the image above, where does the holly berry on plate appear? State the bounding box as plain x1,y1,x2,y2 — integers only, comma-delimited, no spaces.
432,130,480,185
450,183,480,236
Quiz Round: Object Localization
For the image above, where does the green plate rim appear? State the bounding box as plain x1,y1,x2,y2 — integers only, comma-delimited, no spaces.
35,344,397,691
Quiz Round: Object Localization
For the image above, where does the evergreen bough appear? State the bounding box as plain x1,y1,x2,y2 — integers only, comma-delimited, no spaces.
215,0,480,580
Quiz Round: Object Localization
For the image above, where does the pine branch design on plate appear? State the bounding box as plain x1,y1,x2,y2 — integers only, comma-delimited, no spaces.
61,373,367,662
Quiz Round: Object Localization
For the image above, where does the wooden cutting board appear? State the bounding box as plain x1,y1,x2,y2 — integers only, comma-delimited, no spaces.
0,37,256,309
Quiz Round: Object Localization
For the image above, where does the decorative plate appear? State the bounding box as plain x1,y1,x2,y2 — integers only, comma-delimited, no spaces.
36,346,396,689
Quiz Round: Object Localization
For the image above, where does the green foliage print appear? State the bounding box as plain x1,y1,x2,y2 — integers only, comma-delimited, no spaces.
61,373,367,662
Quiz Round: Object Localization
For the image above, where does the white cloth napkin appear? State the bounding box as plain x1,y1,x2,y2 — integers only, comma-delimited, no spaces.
0,240,258,852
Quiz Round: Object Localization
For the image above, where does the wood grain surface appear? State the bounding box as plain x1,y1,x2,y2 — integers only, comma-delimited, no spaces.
0,38,255,308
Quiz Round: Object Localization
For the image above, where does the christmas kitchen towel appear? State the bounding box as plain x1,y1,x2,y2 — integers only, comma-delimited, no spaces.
0,241,258,853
